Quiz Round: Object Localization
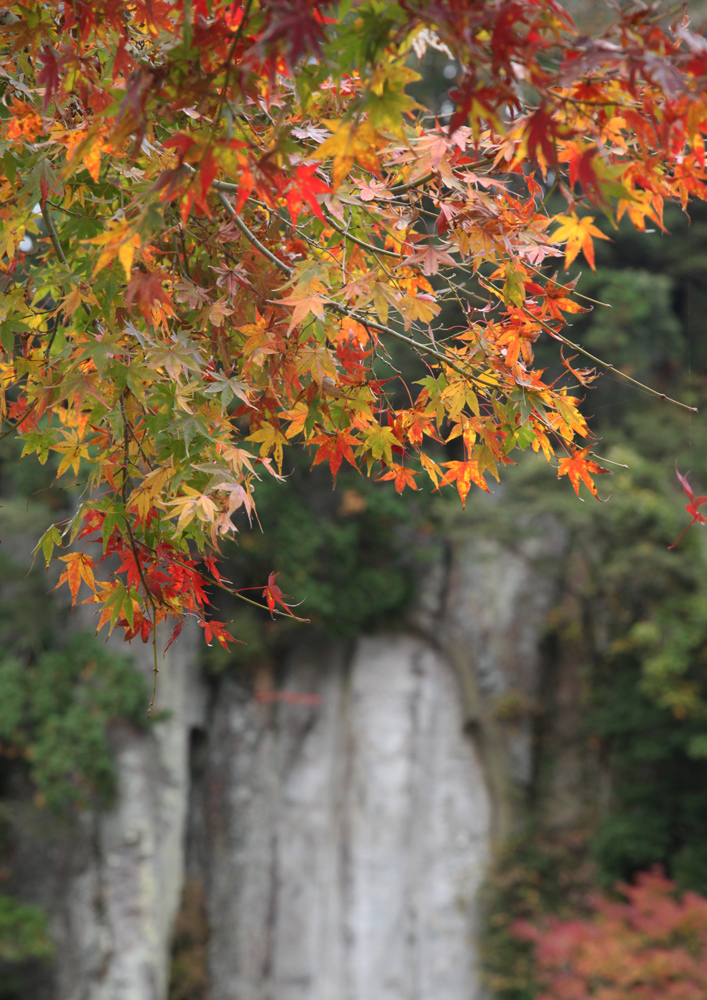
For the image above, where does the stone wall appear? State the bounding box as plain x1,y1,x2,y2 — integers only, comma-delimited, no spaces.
10,516,572,1000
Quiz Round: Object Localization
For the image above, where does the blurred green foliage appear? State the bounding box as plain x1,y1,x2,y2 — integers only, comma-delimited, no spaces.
0,895,52,963
0,633,147,811
0,435,147,988
200,457,432,673
0,894,53,999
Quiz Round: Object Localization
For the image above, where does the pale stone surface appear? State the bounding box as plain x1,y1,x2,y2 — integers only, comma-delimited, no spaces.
4,514,588,1000
204,635,491,1000
52,626,202,1000
426,525,567,839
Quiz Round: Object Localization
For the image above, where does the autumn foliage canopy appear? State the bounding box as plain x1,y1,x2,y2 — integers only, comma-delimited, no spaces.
2,0,707,674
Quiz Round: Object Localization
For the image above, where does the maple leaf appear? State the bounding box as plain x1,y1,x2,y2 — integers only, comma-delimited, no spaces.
379,464,419,494
126,269,174,324
210,263,252,298
248,423,288,473
401,243,456,276
310,430,359,480
37,45,61,112
313,121,380,188
127,464,174,522
199,618,235,650
278,289,326,332
55,552,97,605
557,446,610,499
560,348,596,387
438,459,491,506
261,571,294,619
552,213,610,271
51,430,90,478
285,164,330,225
86,219,142,280
525,106,562,170
534,276,590,321
669,467,707,549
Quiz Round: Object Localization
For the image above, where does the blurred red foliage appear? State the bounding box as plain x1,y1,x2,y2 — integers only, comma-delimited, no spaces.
515,869,707,999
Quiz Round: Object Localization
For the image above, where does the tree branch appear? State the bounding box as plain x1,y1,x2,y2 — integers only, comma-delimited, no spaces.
40,202,68,267
217,191,292,276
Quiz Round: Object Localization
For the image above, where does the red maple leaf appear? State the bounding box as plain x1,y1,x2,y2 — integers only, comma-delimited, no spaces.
285,163,330,225
126,269,174,323
669,467,707,549
37,45,61,111
262,572,293,618
526,106,560,168
199,618,235,649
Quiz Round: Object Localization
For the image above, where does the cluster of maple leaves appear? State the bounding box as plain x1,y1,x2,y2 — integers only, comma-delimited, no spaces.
517,869,707,1000
1,0,707,679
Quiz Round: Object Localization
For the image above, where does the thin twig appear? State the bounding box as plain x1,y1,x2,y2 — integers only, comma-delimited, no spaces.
217,191,292,275
40,202,68,266
324,212,400,258
522,306,699,413
121,393,160,714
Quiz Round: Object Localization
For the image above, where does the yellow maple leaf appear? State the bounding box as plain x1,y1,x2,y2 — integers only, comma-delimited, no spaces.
313,120,381,188
85,219,141,280
552,213,610,271
51,429,90,477
127,464,174,521
247,423,288,473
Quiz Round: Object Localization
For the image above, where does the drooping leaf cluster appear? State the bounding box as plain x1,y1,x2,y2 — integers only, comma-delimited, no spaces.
2,0,707,665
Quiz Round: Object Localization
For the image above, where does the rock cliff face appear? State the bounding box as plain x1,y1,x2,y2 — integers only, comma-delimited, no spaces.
7,626,202,1000
15,519,567,1000
199,635,490,1000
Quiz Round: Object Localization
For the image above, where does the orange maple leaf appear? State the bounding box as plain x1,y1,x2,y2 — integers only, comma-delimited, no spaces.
557,446,609,498
438,459,490,506
379,463,419,494
55,552,97,605
310,430,359,479
552,213,610,270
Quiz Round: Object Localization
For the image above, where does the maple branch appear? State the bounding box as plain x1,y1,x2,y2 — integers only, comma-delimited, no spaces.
329,301,489,388
120,393,160,713
592,453,630,469
216,191,292,276
522,307,699,413
40,202,68,267
390,170,437,195
46,198,94,220
389,156,496,196
323,212,401,258
125,417,155,471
